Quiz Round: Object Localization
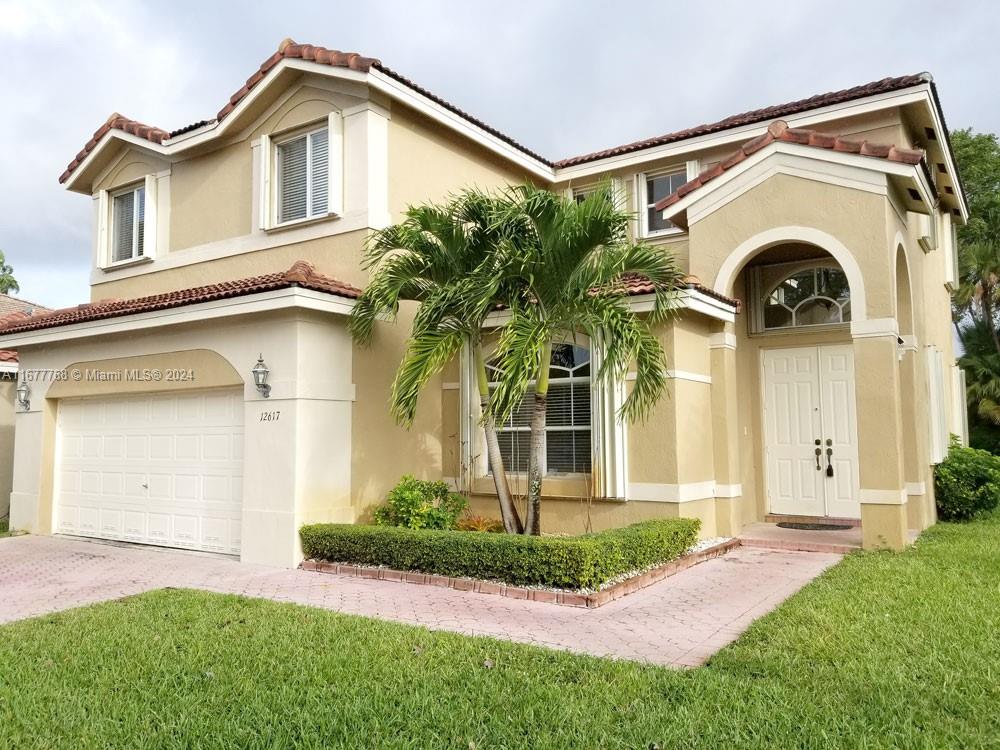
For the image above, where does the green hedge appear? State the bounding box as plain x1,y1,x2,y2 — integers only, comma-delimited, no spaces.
935,440,1000,521
299,518,700,590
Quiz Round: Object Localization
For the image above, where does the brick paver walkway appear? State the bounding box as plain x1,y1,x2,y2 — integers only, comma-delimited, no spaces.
0,535,840,667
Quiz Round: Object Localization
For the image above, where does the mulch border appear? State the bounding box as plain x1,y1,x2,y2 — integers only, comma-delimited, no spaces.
299,538,741,609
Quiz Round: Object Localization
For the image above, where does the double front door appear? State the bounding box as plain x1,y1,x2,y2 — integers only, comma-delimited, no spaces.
762,345,861,519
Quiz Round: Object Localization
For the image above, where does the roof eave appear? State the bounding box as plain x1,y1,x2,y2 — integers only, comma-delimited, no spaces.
659,140,934,225
62,57,555,192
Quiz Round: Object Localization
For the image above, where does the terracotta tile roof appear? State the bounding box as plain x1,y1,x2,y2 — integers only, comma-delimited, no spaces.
0,293,51,318
653,120,924,213
60,38,551,184
59,38,934,185
59,113,171,184
617,273,741,311
554,74,929,168
0,261,360,337
0,350,18,364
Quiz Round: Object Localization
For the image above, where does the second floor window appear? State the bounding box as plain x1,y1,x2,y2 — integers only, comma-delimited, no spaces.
643,169,686,236
111,184,145,262
276,127,329,224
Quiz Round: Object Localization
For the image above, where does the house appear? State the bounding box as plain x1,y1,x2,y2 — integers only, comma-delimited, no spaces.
0,40,967,567
0,294,52,522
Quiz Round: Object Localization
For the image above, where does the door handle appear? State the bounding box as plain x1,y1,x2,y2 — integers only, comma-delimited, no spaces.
814,443,822,471
825,441,834,477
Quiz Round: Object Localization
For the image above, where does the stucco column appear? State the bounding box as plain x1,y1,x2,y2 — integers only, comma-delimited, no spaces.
710,329,742,535
240,314,355,568
898,338,935,531
853,332,908,549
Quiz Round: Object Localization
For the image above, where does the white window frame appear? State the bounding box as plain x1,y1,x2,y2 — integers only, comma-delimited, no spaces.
259,112,344,231
485,340,593,478
749,261,852,335
638,167,688,238
96,175,157,270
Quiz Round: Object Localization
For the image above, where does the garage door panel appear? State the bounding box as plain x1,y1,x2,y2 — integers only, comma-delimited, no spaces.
56,389,243,555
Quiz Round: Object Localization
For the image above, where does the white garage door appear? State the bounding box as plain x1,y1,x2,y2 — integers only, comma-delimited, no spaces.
56,389,244,554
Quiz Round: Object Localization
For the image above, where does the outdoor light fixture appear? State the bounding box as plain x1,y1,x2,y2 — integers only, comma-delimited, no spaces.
15,374,30,412
251,355,271,398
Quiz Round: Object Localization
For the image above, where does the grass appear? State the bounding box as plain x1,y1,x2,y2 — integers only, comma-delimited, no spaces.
0,518,8,537
1,515,999,749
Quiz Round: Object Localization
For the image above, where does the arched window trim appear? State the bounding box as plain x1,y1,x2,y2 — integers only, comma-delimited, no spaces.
749,260,852,334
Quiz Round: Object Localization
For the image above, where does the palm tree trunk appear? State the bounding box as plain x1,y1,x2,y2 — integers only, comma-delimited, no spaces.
524,341,551,536
984,288,1000,356
475,345,523,534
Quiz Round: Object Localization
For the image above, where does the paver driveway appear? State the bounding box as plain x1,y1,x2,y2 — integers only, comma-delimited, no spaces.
0,534,840,667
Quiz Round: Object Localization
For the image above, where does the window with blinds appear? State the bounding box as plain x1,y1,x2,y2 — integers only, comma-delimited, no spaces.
276,126,329,224
111,185,145,262
488,343,592,475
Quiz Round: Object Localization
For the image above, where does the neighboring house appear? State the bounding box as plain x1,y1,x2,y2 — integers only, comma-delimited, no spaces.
0,294,52,522
0,39,967,567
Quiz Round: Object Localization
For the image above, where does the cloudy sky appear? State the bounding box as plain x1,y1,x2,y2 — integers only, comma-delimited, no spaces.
1,0,997,308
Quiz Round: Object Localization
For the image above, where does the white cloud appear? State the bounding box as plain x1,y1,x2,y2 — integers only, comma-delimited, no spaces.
0,0,996,308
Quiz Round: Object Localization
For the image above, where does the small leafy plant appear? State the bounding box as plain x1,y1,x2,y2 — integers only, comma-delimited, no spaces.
455,514,505,533
373,475,468,530
934,438,1000,521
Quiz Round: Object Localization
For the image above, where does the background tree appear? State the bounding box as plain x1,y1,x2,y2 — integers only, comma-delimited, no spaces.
487,185,684,534
0,251,19,295
951,129,1000,450
350,195,524,533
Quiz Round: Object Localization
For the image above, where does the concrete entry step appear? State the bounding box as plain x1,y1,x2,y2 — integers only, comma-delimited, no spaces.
739,522,862,554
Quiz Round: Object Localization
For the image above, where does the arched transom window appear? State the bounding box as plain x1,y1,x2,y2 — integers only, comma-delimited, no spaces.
761,265,851,330
487,343,592,475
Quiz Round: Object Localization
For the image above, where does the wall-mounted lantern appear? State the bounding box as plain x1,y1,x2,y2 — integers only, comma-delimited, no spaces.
15,374,30,412
251,355,271,398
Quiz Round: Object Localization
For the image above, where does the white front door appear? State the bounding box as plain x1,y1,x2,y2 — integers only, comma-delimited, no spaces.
55,389,244,554
762,345,860,519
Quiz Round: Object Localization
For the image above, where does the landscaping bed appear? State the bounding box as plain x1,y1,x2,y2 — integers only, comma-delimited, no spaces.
300,518,700,591
2,513,1000,748
301,536,737,607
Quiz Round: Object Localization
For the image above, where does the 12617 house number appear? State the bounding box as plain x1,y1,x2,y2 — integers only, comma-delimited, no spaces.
259,411,281,422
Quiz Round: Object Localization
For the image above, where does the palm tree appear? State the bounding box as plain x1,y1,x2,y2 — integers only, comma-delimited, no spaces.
487,184,684,535
350,195,524,533
955,239,1000,355
0,251,19,295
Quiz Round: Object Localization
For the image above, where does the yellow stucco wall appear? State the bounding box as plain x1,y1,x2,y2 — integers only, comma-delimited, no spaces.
0,380,15,521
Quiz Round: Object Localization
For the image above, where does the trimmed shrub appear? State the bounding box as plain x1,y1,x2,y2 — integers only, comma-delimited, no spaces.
372,475,468,530
300,518,700,590
935,440,1000,521
455,514,505,533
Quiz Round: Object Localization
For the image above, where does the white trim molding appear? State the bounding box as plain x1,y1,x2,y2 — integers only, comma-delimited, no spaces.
859,488,907,505
714,483,743,498
905,482,926,496
714,226,868,323
628,480,716,503
666,370,712,385
709,332,737,350
0,287,356,349
851,317,899,340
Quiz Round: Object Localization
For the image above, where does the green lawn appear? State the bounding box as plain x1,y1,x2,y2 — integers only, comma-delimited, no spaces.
1,516,999,749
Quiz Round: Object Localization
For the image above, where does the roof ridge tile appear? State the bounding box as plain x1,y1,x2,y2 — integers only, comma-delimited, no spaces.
59,39,931,184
